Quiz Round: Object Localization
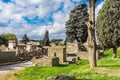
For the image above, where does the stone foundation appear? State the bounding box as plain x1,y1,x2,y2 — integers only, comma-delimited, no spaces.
66,50,101,63
32,56,59,66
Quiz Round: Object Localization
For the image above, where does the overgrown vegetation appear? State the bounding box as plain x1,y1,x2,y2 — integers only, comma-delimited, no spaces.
1,49,120,80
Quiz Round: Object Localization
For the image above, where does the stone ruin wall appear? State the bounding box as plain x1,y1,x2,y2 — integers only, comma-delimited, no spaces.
0,51,17,64
32,46,66,66
0,40,66,65
0,48,47,64
47,46,66,63
118,47,120,50
66,42,79,54
66,42,102,61
0,46,66,66
32,56,59,66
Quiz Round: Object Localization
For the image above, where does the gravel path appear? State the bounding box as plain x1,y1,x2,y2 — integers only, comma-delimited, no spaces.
0,61,33,77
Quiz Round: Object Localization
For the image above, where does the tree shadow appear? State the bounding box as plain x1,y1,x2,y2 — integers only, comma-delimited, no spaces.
54,64,68,67
76,78,92,80
103,54,109,57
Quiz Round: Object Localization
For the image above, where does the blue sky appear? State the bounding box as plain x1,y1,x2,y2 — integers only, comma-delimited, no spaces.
0,0,104,40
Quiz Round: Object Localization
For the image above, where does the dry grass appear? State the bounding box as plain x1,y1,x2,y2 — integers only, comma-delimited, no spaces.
97,67,120,76
0,74,17,80
0,71,18,80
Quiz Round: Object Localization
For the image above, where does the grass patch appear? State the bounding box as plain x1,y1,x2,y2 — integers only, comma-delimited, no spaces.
14,64,81,80
0,72,18,80
73,49,120,79
1,49,120,80
98,49,120,69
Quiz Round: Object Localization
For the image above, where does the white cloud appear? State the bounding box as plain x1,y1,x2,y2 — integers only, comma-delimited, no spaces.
0,0,104,40
0,0,75,40
95,1,105,20
53,11,67,24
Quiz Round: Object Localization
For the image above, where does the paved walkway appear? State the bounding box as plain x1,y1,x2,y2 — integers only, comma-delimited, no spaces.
0,61,33,77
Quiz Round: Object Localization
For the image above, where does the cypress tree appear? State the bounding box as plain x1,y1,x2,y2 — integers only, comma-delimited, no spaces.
66,4,89,44
96,0,120,58
43,30,49,46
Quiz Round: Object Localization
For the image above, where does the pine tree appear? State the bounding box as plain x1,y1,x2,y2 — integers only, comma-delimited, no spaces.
22,34,29,44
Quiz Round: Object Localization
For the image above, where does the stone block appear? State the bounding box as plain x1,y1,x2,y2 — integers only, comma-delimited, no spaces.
32,56,59,67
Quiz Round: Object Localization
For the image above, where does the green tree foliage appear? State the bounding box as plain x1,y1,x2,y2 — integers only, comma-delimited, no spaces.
22,34,29,44
66,4,89,44
39,40,43,45
29,39,39,42
1,33,17,40
43,30,49,46
50,39,63,46
0,33,17,46
96,0,120,58
0,35,8,46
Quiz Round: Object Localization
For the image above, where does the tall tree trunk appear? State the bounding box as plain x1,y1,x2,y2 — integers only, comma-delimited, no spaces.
112,47,117,58
87,0,97,68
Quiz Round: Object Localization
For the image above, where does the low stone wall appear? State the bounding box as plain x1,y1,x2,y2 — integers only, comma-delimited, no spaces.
0,49,45,64
32,56,59,66
0,51,31,64
0,46,66,65
66,50,101,62
76,52,88,60
0,51,17,63
76,50,101,60
0,51,16,58
0,51,18,63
